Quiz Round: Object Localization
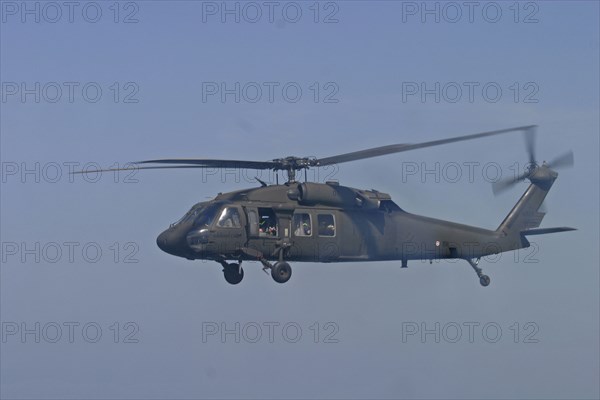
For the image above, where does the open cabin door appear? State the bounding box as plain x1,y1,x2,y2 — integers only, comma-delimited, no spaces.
243,206,292,260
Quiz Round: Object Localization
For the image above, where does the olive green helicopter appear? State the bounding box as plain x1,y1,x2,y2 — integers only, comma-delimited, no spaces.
81,126,575,286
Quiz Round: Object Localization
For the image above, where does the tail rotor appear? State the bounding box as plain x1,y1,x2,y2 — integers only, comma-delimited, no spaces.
492,127,574,195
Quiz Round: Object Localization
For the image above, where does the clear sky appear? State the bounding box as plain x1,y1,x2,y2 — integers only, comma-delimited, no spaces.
1,1,599,399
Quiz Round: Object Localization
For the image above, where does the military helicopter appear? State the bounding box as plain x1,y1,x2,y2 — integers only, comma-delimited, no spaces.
83,126,575,286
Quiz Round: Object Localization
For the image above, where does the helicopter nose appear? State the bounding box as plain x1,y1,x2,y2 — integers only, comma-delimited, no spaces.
157,229,178,255
156,230,169,252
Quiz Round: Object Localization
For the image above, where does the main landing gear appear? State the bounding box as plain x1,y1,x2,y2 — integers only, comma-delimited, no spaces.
466,258,490,287
256,244,293,284
219,259,293,285
271,261,292,283
260,259,292,284
221,261,244,285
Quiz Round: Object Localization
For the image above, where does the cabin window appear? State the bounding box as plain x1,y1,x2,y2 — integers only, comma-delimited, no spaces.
292,213,312,237
258,208,278,237
317,214,336,237
216,207,241,228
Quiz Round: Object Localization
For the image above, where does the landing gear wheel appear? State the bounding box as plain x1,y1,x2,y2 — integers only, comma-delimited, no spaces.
223,263,244,285
479,275,491,287
271,261,292,284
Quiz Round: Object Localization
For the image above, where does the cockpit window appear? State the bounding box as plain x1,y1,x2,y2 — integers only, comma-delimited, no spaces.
172,205,204,226
193,204,219,228
170,203,223,228
172,214,187,226
216,207,241,228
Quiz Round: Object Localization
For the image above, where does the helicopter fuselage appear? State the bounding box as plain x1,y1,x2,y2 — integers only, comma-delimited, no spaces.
156,181,523,265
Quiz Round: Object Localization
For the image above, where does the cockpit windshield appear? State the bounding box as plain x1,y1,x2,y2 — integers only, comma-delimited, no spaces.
171,202,224,230
171,206,199,226
193,203,220,228
171,203,208,227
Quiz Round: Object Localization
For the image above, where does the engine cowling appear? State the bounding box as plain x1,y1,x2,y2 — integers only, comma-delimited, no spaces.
287,182,392,210
286,182,350,207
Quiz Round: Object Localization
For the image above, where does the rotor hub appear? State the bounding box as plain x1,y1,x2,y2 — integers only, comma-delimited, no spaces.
271,156,317,182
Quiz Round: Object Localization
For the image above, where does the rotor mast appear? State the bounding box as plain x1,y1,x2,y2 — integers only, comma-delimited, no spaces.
274,156,314,183
286,167,297,183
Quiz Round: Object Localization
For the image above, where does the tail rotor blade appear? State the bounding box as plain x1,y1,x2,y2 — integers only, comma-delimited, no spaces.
492,179,513,195
524,126,537,165
492,172,528,196
548,150,574,169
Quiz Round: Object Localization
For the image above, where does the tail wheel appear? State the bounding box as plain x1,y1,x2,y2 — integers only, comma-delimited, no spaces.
479,275,491,287
271,261,292,284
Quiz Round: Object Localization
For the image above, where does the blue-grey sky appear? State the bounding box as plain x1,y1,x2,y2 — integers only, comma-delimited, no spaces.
1,1,599,399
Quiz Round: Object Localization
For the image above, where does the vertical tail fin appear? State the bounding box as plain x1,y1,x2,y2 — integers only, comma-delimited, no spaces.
496,166,557,235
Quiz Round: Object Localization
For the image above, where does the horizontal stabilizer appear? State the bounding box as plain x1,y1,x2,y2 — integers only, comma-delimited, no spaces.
521,227,577,236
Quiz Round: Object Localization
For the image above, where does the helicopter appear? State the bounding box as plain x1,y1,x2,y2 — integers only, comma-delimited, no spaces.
82,125,575,286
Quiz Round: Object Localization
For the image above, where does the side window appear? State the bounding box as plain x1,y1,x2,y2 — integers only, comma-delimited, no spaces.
247,210,258,236
293,213,312,237
318,214,335,237
216,207,241,228
258,208,278,237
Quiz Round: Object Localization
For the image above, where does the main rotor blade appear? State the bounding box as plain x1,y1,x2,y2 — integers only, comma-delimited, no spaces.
547,150,574,169
314,125,537,166
524,126,537,165
70,165,249,174
137,159,280,170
